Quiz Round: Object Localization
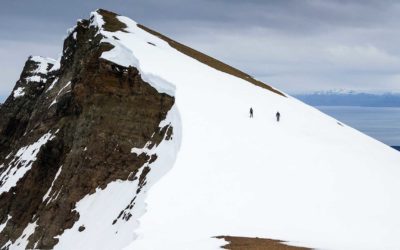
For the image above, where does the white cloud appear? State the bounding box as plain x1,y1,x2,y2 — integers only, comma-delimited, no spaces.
170,22,400,94
325,45,400,69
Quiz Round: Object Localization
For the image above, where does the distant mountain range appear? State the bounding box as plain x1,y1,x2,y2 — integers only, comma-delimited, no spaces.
295,90,400,107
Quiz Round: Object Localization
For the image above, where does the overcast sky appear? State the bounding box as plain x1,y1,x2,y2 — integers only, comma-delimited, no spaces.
1,0,400,101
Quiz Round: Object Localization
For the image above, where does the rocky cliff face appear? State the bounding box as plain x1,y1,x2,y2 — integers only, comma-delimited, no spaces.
0,9,175,249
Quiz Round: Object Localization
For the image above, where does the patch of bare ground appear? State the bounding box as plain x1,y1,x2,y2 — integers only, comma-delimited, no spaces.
216,236,311,250
137,24,285,97
96,9,127,32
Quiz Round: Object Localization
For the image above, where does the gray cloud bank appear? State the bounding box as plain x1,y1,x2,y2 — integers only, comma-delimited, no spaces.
1,0,400,102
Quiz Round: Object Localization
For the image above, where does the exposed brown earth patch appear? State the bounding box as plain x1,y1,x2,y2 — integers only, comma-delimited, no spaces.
137,24,285,97
217,236,311,250
96,9,127,32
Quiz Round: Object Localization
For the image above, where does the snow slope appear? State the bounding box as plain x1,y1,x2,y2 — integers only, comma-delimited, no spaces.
55,11,400,250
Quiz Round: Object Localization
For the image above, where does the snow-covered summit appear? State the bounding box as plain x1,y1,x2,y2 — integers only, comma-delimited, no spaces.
90,9,284,97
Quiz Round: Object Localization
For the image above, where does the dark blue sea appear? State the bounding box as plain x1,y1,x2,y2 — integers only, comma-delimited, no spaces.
316,106,400,148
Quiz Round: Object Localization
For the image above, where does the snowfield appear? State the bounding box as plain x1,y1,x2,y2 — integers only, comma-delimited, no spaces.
8,10,400,250
87,11,400,249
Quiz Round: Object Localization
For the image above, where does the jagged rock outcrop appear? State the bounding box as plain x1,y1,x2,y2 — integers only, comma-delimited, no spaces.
0,9,175,249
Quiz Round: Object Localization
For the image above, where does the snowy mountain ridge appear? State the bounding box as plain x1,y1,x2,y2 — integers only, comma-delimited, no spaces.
305,88,400,95
312,89,358,95
296,91,400,107
0,9,400,250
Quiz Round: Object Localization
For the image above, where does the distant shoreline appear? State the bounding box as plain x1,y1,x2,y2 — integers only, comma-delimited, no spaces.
316,106,400,147
295,93,400,107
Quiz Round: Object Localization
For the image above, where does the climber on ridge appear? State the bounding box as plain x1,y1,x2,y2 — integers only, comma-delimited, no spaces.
276,111,280,122
250,107,254,118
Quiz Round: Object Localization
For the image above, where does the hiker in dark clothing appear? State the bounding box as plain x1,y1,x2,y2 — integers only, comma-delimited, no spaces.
276,111,280,122
250,107,254,118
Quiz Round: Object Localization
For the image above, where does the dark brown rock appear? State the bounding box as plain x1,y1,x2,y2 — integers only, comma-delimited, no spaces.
0,9,174,249
216,236,311,250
